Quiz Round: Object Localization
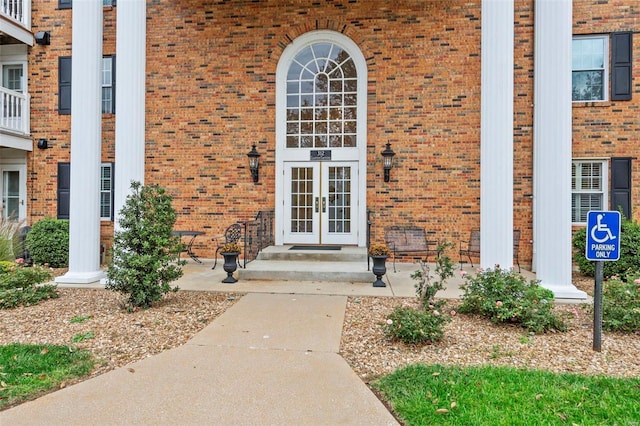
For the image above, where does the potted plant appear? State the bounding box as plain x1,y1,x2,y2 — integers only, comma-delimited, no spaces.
368,243,390,287
220,242,241,283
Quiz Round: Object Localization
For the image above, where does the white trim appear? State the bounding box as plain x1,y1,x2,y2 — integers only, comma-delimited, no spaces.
275,30,367,246
571,159,608,225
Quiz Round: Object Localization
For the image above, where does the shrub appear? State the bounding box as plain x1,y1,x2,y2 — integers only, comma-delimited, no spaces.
0,216,23,261
384,242,455,345
600,275,640,332
0,263,56,309
384,306,448,344
106,181,185,309
573,217,640,278
458,267,566,334
26,218,69,268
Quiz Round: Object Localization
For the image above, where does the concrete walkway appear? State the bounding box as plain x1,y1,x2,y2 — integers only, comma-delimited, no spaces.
1,259,539,425
2,260,410,425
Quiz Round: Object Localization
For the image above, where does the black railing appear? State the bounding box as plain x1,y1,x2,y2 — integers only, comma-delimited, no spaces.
367,209,372,271
241,209,275,267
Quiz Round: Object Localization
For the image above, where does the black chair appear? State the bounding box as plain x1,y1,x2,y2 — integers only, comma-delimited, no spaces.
212,223,243,270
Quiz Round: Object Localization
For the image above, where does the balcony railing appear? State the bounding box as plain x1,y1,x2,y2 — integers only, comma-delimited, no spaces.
0,87,29,135
1,0,29,27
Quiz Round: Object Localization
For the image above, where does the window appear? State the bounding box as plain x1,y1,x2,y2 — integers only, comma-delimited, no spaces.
57,162,114,221
2,65,23,92
285,42,358,148
100,163,113,220
59,0,115,8
572,160,607,223
58,56,116,114
102,57,114,114
572,36,608,101
572,32,633,102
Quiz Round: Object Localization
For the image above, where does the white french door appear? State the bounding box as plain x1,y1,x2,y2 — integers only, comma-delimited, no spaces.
284,161,358,245
1,165,26,221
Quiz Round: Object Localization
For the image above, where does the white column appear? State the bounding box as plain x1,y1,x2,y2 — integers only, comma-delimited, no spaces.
56,0,104,284
114,0,147,228
480,0,514,270
533,0,587,299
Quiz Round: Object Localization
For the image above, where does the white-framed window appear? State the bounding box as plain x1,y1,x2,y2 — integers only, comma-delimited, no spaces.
572,35,609,102
100,163,113,220
102,57,114,114
572,160,608,223
285,42,358,149
2,64,23,92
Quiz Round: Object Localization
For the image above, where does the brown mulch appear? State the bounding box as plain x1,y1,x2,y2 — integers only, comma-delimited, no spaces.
1,272,638,411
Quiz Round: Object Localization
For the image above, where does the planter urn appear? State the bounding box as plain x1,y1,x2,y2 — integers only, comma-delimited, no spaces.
371,255,388,287
221,252,239,283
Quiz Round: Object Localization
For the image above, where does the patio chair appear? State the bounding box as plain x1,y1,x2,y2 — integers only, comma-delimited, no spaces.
459,228,521,272
212,223,243,270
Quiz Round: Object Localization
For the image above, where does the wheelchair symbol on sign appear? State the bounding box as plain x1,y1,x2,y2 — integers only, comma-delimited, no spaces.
590,214,617,243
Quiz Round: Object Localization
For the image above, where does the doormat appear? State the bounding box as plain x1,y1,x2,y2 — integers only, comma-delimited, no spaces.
289,245,342,251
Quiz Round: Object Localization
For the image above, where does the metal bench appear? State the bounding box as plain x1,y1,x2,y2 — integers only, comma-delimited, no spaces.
459,228,521,272
384,225,438,272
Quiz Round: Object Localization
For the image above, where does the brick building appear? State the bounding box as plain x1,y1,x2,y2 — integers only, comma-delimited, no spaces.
0,0,637,298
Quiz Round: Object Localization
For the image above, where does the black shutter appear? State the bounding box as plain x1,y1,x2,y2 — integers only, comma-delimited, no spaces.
58,0,72,9
57,163,71,220
611,32,632,101
611,157,632,219
58,57,72,115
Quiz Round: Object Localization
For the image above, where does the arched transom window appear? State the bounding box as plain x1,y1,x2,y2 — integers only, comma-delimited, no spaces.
286,42,357,148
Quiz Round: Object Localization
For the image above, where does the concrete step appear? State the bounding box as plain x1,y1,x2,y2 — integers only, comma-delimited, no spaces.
240,260,374,282
240,246,374,282
256,245,366,262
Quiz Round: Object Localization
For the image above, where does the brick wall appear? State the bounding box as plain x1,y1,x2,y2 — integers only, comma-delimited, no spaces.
26,1,639,267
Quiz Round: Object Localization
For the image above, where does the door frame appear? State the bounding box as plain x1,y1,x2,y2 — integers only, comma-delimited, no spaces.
282,161,359,245
0,164,27,221
274,30,368,247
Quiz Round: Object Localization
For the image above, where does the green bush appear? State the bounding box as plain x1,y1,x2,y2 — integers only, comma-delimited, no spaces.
572,218,640,278
26,218,69,268
0,264,56,309
384,306,449,345
458,267,566,334
600,275,640,332
384,244,455,345
106,181,185,309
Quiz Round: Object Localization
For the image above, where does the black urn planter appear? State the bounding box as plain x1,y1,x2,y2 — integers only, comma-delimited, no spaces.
221,252,239,283
371,255,388,287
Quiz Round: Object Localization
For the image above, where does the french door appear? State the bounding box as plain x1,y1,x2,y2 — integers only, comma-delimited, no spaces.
284,161,358,245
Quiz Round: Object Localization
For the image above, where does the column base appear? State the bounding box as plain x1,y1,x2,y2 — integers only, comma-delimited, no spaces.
539,282,588,301
55,270,106,285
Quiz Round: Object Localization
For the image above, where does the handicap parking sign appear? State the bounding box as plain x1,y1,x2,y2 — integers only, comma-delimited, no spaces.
585,211,621,261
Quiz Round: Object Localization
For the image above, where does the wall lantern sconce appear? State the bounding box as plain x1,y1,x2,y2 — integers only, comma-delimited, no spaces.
381,142,396,182
247,144,260,183
35,31,51,46
37,138,49,150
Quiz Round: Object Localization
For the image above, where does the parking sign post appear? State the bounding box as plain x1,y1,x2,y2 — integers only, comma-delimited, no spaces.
585,211,621,352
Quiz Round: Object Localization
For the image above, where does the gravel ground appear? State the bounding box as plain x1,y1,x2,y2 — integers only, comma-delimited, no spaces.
1,274,638,407
0,289,241,380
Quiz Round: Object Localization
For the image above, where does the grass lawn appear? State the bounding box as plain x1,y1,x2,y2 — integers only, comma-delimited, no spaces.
0,343,94,410
372,364,640,426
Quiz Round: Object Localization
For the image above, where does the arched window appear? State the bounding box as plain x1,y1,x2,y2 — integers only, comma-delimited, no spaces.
285,42,358,149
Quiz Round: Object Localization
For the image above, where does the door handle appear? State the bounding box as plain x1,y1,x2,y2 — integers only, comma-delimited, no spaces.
315,197,319,213
322,197,326,213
